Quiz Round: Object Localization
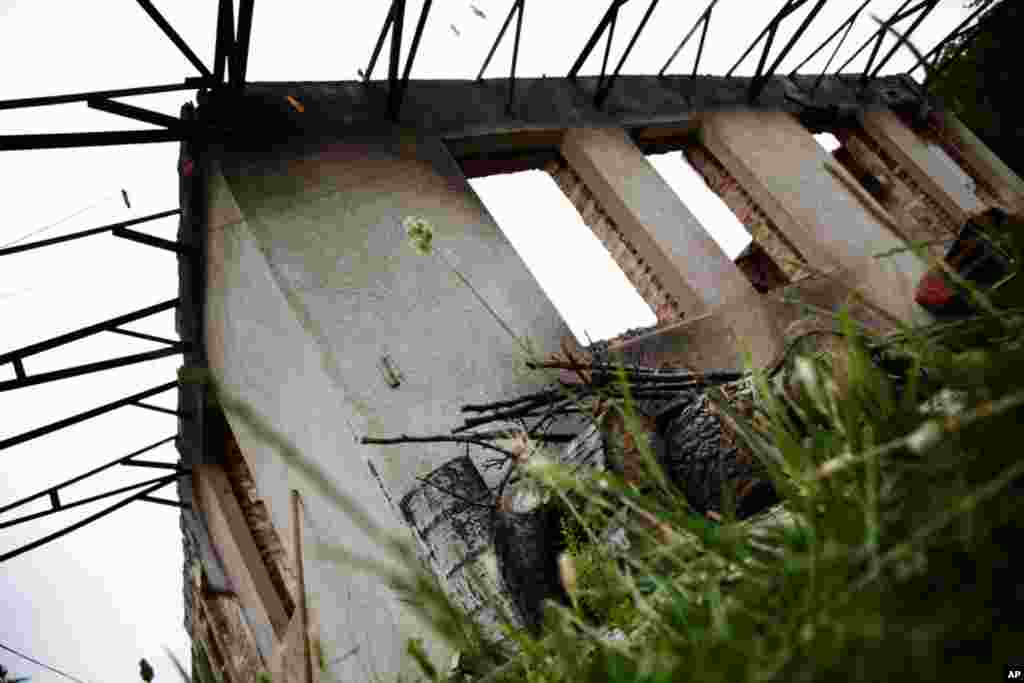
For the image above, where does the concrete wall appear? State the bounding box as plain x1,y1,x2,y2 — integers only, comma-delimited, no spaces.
204,136,573,681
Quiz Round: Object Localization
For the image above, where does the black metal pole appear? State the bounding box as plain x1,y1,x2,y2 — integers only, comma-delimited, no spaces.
0,81,207,112
749,0,827,101
232,0,256,88
790,0,872,76
388,0,407,118
659,0,719,77
0,474,183,563
692,7,712,78
598,7,618,90
477,1,519,80
365,1,397,81
0,299,178,364
0,130,184,152
0,381,177,452
0,473,183,531
595,0,661,107
869,0,938,79
568,0,629,79
107,328,181,346
394,0,433,118
0,435,176,515
835,0,913,74
214,0,236,84
0,210,180,258
87,98,187,130
508,0,525,111
135,0,212,79
112,227,196,254
0,347,185,393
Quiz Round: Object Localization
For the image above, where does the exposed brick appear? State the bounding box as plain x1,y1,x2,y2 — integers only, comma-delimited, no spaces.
222,428,299,618
839,127,959,260
682,145,807,283
544,158,684,324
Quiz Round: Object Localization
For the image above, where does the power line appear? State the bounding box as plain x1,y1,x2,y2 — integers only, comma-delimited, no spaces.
0,642,91,683
0,189,129,250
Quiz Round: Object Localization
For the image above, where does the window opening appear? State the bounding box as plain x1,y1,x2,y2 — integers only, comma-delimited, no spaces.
469,170,657,345
662,144,809,291
817,123,961,261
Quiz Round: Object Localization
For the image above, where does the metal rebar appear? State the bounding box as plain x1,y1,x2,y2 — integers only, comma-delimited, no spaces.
0,210,180,258
595,0,661,107
0,129,184,152
214,0,236,83
134,0,213,79
659,0,719,77
0,435,175,515
0,81,205,112
868,0,938,79
232,0,256,88
568,0,629,79
0,347,184,393
0,381,177,452
0,299,178,364
0,474,182,563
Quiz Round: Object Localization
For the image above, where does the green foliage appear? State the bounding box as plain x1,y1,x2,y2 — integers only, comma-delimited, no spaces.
930,0,1023,177
400,225,1021,681
220,208,1023,682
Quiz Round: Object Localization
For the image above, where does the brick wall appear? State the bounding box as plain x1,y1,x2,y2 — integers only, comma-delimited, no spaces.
222,428,299,618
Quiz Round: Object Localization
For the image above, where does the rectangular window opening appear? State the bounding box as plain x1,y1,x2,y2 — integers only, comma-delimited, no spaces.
811,122,961,259
468,168,659,346
647,144,800,294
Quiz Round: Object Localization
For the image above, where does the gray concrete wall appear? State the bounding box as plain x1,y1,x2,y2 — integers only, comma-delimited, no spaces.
204,135,573,681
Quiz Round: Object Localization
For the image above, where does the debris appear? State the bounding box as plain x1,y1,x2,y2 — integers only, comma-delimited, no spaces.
471,4,487,19
450,23,461,37
286,95,304,113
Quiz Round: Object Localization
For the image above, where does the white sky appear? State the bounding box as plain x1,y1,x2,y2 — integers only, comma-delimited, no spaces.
0,2,974,682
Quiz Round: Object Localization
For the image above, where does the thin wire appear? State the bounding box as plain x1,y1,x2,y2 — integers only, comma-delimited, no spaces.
0,642,91,683
0,191,123,249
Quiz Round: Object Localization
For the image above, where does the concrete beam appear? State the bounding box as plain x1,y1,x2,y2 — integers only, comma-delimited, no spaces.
700,109,928,323
560,126,784,368
197,74,922,150
860,108,987,225
934,109,1024,213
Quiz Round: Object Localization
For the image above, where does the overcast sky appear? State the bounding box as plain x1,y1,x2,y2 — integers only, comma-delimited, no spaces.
0,2,975,682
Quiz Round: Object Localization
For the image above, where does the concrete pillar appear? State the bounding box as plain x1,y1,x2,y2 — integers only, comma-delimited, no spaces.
204,135,575,681
701,109,928,324
934,109,1024,214
860,107,987,225
560,126,784,368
